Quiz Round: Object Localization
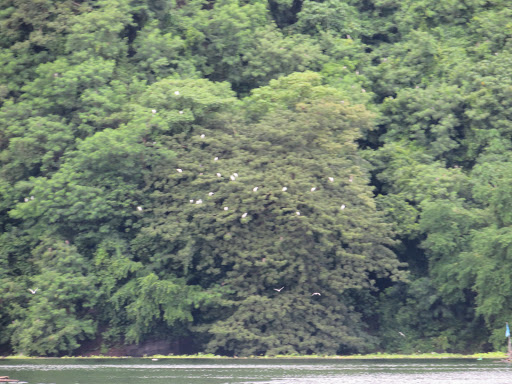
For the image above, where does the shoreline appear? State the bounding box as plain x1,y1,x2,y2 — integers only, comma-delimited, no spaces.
1,352,507,360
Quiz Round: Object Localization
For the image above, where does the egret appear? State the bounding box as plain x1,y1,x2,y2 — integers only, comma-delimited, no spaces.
233,173,238,177
214,157,219,161
274,287,284,292
224,207,229,211
230,175,236,181
216,173,222,177
296,211,300,215
340,204,346,210
179,110,184,114
311,187,316,192
362,88,366,93
242,212,248,218
174,91,180,95
200,134,205,138
209,192,214,196
311,292,321,296
24,198,29,202
282,187,287,191
196,199,202,204
328,177,334,182
176,168,183,173
399,332,406,338
190,200,194,203
152,109,157,114
253,187,258,192
31,196,34,200
137,206,143,211
28,288,38,294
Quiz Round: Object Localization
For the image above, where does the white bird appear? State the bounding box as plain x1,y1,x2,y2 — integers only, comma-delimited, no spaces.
224,207,229,211
179,110,184,114
200,134,205,139
282,187,287,191
399,332,406,338
190,200,194,203
30,196,34,200
340,204,346,210
176,168,183,173
296,211,301,215
152,109,157,114
274,287,284,292
233,173,238,177
151,358,159,361
196,199,202,204
362,88,366,93
216,173,222,177
311,187,316,192
24,197,29,202
328,177,334,182
174,91,180,95
356,70,359,75
253,187,258,192
230,175,236,181
311,292,321,296
209,192,214,196
137,206,143,211
347,35,351,39
28,288,38,294
214,157,219,161
241,212,248,218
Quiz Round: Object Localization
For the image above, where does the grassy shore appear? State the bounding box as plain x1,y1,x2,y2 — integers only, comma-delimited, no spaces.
2,352,508,359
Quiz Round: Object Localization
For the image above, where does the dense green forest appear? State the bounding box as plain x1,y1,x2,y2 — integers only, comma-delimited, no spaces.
1,0,512,357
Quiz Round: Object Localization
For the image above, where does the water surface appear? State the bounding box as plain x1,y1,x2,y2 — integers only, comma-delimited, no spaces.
1,358,511,384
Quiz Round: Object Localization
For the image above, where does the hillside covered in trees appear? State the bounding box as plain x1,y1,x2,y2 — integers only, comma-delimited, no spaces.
1,0,512,356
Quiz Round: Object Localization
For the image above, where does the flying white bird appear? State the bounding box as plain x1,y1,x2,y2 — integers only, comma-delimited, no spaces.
398,332,406,338
176,168,183,173
28,288,38,294
340,204,346,210
328,177,334,182
216,173,222,177
274,287,284,292
174,91,180,95
311,292,321,296
253,187,258,192
241,212,248,218
137,206,143,211
209,192,214,196
224,207,229,211
311,187,316,192
282,187,287,191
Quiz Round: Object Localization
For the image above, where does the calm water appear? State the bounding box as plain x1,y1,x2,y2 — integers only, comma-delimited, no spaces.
1,358,511,384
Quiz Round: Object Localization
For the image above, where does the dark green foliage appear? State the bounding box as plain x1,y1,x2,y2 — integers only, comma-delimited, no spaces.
1,0,512,357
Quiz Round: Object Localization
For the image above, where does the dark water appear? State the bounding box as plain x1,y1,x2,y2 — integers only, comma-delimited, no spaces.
1,358,511,384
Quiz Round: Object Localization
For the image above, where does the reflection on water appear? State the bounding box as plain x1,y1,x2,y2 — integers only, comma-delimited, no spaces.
1,358,511,384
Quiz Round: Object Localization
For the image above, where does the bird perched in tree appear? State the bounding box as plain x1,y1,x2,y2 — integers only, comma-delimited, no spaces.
296,211,301,215
174,91,180,95
176,168,183,173
209,192,214,196
137,206,143,211
200,134,205,139
311,187,316,192
253,187,259,192
340,204,346,210
216,173,222,177
241,212,248,218
328,177,334,182
224,207,229,211
282,187,287,191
